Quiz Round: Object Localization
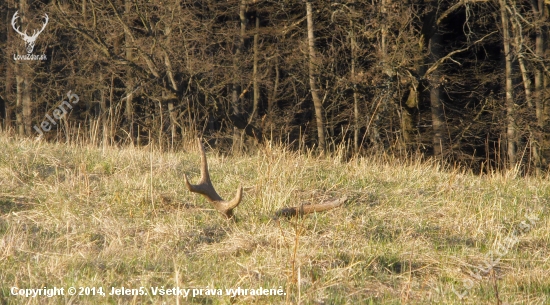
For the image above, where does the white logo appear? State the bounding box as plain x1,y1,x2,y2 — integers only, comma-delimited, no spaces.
11,11,48,60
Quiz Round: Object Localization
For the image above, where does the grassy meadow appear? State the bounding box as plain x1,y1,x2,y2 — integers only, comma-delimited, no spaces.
0,135,549,304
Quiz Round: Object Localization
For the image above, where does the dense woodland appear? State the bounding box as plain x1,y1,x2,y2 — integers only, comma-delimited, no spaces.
1,0,549,174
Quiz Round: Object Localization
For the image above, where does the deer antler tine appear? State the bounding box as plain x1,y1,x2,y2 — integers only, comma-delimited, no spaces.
197,138,211,184
185,138,243,219
39,14,48,33
11,11,25,36
273,196,347,220
224,185,243,211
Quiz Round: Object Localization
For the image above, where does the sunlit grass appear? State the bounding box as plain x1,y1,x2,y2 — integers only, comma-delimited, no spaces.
0,135,548,304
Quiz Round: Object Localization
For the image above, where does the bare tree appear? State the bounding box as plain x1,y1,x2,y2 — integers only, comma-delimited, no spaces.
1,0,547,174
13,0,33,136
306,1,326,154
429,29,446,158
252,11,260,123
531,0,549,169
124,0,135,144
499,0,517,167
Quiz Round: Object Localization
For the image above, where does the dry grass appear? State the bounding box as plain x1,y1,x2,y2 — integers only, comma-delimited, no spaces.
0,135,549,304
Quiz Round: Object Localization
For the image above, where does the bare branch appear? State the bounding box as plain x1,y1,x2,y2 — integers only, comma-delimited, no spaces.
424,31,496,78
107,0,136,42
437,0,490,26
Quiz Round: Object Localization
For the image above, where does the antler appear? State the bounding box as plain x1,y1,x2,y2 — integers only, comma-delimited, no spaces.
184,138,243,219
273,196,347,220
11,11,26,37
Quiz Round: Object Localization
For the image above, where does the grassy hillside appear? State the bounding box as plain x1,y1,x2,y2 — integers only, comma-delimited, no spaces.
0,136,548,304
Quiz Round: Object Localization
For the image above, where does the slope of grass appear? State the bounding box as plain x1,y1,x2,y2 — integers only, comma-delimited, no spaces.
0,136,548,304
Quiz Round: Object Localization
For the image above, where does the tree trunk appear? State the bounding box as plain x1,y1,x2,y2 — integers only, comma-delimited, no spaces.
401,80,418,151
417,1,447,158
109,73,115,145
15,61,24,136
500,0,517,167
252,13,260,123
14,0,32,136
532,0,548,168
232,0,246,153
82,0,87,19
164,51,179,149
100,77,108,147
267,53,279,133
124,0,134,144
3,9,14,132
306,1,326,154
429,31,446,158
349,17,360,154
510,3,537,172
164,1,180,148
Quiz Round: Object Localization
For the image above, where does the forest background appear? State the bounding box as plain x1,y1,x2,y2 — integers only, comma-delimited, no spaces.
1,0,550,174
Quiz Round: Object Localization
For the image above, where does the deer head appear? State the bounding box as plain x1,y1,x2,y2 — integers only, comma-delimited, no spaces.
11,11,49,54
184,138,243,219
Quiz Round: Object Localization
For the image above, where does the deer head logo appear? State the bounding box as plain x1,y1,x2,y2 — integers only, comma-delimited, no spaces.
11,11,49,54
